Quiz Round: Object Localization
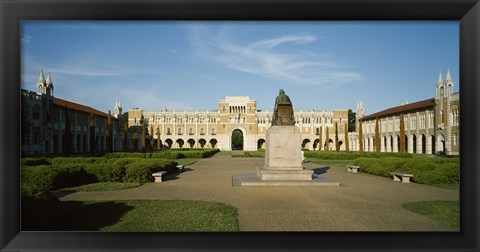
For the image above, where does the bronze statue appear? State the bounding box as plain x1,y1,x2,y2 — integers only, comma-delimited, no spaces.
272,89,295,126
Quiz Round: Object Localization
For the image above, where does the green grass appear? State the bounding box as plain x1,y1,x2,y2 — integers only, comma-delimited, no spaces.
430,183,460,190
403,200,459,229
216,151,232,155
23,199,239,231
58,182,141,192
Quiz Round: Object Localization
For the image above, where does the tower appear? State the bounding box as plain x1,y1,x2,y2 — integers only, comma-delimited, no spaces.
37,70,54,97
434,70,454,155
114,101,122,119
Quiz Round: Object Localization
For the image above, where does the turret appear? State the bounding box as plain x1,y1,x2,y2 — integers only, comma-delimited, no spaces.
114,101,122,118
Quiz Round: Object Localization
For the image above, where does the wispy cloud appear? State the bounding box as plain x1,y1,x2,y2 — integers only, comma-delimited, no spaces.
187,25,362,87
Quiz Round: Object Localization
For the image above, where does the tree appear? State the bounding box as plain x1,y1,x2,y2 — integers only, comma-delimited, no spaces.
89,112,96,156
375,117,381,153
325,126,330,151
400,113,406,153
150,125,155,151
120,112,128,131
133,126,138,152
359,119,364,154
63,106,72,157
348,109,356,132
335,122,339,152
141,116,146,153
156,126,161,151
344,122,349,152
123,123,128,152
107,111,113,153
318,126,322,151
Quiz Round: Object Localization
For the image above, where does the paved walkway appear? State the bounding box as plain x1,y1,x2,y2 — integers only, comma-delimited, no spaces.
58,154,459,231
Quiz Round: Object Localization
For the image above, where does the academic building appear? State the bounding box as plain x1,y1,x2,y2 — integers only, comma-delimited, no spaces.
21,69,459,156
128,96,349,151
21,70,125,155
354,70,459,156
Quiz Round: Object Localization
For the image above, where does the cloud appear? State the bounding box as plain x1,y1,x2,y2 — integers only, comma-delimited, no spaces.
187,25,362,87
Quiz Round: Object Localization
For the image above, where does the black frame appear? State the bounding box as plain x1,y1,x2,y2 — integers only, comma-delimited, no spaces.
1,0,479,251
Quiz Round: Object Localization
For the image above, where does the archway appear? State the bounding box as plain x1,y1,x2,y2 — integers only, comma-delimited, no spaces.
397,135,400,153
412,134,417,153
313,139,319,150
421,134,426,154
210,139,217,148
328,139,334,151
231,129,244,150
176,139,184,148
257,139,265,149
431,135,436,154
165,139,173,149
405,135,408,153
437,134,446,154
302,139,311,149
198,139,206,148
187,139,195,148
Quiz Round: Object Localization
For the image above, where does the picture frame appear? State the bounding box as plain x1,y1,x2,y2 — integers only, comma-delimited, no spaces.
1,0,479,251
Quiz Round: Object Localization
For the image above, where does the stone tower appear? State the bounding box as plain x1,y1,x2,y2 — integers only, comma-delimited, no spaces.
114,101,122,119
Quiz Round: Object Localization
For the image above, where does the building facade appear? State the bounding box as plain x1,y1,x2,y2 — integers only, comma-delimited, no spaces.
355,70,459,155
21,70,125,155
128,96,349,151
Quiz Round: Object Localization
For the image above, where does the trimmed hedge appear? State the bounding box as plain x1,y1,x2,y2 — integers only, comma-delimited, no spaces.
303,151,412,160
21,157,51,166
103,149,220,159
353,157,459,185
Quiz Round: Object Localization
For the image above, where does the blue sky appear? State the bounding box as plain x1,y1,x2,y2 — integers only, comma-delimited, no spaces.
21,21,459,115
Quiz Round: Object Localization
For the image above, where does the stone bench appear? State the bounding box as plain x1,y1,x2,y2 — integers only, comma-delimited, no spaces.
390,172,413,183
346,165,360,173
177,164,185,173
152,171,167,182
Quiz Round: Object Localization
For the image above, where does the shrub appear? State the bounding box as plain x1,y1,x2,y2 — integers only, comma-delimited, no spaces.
51,157,97,166
124,159,177,183
21,157,51,166
21,165,58,200
51,163,97,190
353,157,459,185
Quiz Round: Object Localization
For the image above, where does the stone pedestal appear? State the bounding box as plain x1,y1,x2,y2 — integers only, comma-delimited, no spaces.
258,126,313,181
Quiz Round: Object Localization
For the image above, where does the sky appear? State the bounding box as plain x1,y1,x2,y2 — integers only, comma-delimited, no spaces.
21,21,459,115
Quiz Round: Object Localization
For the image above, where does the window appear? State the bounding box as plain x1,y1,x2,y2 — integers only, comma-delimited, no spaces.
32,105,40,120
167,128,171,135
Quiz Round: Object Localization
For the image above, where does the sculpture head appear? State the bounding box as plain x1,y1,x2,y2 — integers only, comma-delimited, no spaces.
279,89,285,95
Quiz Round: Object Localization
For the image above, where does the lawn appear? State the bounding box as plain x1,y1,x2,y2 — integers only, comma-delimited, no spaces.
403,200,459,229
23,199,239,231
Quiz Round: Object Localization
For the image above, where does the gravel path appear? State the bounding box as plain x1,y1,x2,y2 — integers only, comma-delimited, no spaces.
58,154,459,231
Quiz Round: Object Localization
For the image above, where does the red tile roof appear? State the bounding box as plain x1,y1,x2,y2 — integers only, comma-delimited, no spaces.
361,98,435,121
53,98,109,117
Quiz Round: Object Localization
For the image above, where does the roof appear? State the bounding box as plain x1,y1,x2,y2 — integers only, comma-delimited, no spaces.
53,98,110,117
361,98,435,121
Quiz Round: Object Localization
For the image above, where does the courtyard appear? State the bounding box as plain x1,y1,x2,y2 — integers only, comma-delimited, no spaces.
56,153,459,231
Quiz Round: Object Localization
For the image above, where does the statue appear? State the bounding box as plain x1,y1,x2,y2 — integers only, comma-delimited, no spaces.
272,89,295,126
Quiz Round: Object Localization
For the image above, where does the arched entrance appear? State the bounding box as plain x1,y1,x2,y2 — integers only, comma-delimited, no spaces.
176,139,184,148
421,134,426,154
231,129,244,150
187,139,195,148
412,134,417,154
437,134,446,154
198,139,206,148
257,139,265,149
302,139,311,149
165,139,173,149
209,139,217,148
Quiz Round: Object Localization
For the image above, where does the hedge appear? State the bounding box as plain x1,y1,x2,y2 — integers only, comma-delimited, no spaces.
303,151,412,160
353,157,459,185
103,149,220,159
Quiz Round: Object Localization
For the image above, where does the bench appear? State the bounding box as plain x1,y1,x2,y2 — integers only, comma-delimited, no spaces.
390,172,413,183
177,164,185,173
152,171,167,182
346,165,360,173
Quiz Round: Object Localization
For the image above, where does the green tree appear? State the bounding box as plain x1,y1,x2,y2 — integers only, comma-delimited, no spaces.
348,109,356,132
344,122,349,152
318,126,322,151
335,122,339,152
231,130,243,149
400,113,406,153
359,119,364,154
124,123,128,152
141,116,146,153
325,126,330,151
107,111,113,153
375,117,380,153
63,106,72,157
89,112,96,156
156,126,162,151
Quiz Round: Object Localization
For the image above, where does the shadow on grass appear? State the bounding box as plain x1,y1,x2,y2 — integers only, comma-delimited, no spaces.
312,167,330,175
22,199,134,231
